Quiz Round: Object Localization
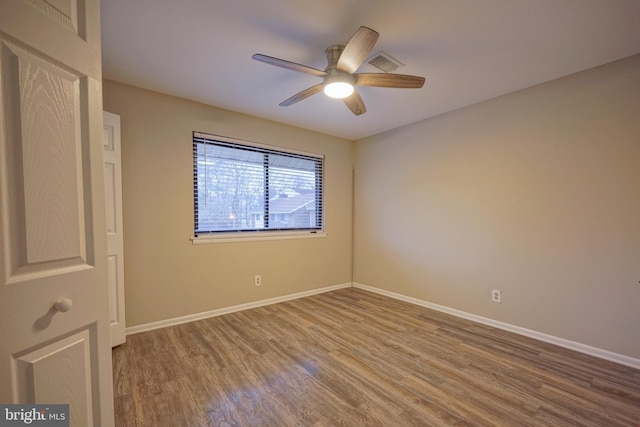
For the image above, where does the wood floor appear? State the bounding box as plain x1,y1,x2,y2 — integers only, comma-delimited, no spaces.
112,288,640,426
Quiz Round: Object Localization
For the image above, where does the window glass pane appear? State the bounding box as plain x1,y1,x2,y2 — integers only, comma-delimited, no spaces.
193,133,323,235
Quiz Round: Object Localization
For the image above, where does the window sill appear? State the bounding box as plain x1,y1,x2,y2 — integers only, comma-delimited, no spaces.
191,231,327,244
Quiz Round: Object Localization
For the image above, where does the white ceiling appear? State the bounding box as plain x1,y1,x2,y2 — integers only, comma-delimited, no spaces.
100,0,640,141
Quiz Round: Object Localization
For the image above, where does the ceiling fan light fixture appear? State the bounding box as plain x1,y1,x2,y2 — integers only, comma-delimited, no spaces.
324,82,354,98
323,75,354,99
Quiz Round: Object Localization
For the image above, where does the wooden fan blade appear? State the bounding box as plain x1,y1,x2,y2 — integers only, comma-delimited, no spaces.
355,73,425,88
279,83,324,106
252,54,327,77
343,89,366,116
336,26,379,74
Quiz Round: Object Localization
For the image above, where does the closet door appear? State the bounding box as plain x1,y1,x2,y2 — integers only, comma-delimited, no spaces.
104,111,126,347
0,1,114,425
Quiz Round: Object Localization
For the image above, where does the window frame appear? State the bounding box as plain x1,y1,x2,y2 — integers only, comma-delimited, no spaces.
192,132,326,244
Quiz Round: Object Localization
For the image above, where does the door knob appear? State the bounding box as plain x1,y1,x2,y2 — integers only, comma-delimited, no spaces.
54,298,73,313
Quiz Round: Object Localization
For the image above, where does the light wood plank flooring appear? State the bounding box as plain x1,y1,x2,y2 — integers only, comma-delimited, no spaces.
113,288,640,426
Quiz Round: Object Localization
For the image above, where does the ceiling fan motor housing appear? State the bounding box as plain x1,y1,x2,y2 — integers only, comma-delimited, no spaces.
325,45,345,70
323,45,355,98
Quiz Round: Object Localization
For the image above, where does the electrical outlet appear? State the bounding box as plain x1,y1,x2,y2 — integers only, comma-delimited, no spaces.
491,289,502,304
254,275,262,287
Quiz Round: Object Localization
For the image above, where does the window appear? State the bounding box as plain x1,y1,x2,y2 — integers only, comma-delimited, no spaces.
193,132,324,238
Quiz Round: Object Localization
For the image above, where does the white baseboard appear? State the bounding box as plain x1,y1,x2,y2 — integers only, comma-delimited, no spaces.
125,282,352,336
353,282,640,370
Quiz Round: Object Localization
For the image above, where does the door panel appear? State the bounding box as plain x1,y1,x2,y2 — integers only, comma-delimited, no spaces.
0,0,114,425
29,0,81,34
1,40,89,280
16,329,94,426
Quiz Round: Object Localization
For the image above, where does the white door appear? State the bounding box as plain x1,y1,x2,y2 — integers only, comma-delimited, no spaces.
103,111,126,347
0,1,115,426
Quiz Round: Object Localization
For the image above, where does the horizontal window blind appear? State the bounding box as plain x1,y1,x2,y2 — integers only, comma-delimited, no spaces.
193,132,324,236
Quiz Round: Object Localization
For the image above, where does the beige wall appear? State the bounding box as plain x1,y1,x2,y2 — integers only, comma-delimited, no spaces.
103,80,354,327
354,55,640,359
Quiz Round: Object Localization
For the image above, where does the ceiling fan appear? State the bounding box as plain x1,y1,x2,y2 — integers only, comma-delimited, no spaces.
252,26,425,116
